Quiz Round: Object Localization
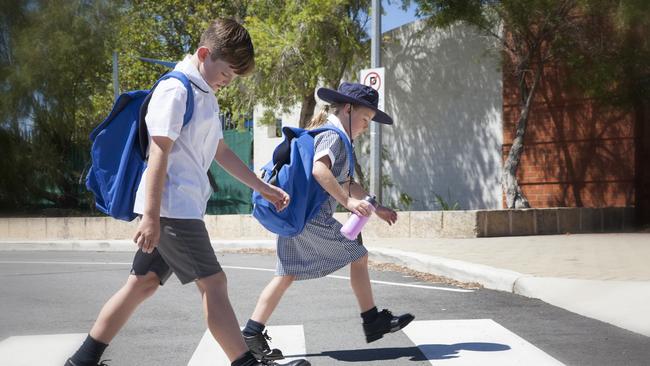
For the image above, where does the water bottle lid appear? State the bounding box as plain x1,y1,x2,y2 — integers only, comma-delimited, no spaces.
364,195,377,206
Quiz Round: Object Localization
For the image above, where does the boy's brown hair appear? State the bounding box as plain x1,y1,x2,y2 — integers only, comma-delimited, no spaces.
199,18,255,76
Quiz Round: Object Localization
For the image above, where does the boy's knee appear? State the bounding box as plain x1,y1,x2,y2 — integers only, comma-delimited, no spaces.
197,271,228,293
127,273,160,298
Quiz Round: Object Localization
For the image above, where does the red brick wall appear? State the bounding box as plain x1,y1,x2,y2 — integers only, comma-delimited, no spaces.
502,64,636,208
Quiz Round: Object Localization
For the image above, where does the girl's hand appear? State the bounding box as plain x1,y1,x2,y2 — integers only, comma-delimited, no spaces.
376,205,398,225
345,197,373,217
133,215,160,253
261,183,290,211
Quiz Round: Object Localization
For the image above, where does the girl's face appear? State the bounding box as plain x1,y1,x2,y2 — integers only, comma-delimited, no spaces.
342,104,375,139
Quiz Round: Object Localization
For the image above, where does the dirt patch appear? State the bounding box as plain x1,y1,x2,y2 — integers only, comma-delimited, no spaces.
368,260,483,290
217,248,276,256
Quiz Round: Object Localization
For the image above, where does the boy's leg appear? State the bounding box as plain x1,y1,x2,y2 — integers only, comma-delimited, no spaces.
67,246,172,366
67,271,162,366
89,272,160,343
195,272,250,362
349,254,415,343
241,275,294,360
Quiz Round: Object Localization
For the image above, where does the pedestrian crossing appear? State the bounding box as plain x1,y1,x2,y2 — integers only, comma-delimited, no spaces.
0,320,565,365
188,325,306,366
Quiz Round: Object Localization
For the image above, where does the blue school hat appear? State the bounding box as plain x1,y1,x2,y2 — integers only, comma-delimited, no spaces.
317,82,393,125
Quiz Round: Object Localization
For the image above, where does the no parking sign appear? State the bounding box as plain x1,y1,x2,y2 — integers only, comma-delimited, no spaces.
360,67,385,111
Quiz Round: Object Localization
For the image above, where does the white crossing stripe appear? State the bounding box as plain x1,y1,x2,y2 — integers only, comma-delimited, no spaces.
402,319,565,365
0,333,86,366
187,325,306,366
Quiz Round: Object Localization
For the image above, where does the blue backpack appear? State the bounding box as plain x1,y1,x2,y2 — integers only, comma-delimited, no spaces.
252,126,354,237
85,71,194,221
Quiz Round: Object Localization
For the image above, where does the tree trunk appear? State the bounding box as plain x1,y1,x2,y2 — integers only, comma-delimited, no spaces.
298,92,317,128
502,65,543,208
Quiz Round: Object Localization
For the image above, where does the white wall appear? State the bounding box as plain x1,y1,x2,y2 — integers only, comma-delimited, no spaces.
252,104,301,173
357,20,503,210
253,20,503,210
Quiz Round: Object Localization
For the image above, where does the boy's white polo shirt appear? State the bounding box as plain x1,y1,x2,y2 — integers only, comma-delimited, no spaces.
133,55,222,220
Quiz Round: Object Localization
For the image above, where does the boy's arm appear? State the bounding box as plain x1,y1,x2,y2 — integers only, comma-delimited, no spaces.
214,139,289,211
133,136,173,253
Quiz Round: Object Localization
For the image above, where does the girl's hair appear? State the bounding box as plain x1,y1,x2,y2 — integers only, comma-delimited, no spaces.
307,102,345,129
199,18,255,76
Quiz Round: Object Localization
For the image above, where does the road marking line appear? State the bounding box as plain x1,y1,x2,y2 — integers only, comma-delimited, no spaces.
0,333,86,366
403,319,565,365
327,275,473,292
187,325,305,366
0,261,473,292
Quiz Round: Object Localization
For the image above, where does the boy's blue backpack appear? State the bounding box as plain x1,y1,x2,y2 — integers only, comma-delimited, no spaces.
252,126,354,237
85,71,194,221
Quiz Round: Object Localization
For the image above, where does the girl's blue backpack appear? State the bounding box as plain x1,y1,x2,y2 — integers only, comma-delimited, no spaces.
85,71,194,221
252,126,354,237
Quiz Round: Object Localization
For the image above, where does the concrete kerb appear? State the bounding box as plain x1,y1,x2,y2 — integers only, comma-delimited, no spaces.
367,247,527,293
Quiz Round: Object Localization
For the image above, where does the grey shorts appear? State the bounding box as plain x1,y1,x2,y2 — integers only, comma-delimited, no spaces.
130,217,222,285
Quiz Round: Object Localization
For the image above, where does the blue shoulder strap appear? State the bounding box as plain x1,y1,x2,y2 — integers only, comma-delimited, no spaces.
309,126,355,180
152,70,195,126
137,70,196,159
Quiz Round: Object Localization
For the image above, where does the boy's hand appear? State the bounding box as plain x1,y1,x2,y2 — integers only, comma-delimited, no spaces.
376,205,398,225
346,197,373,217
133,215,160,254
261,183,290,212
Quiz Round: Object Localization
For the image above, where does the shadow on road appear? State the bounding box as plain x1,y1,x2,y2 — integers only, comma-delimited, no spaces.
294,342,511,362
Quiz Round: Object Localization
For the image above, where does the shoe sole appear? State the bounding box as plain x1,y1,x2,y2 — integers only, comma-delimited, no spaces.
365,315,415,343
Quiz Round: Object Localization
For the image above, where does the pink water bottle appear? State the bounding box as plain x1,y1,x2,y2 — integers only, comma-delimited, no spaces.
340,195,377,240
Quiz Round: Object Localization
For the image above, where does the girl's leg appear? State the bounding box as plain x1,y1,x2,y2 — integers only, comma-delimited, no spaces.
349,253,416,343
349,254,375,312
250,275,295,324
243,275,295,361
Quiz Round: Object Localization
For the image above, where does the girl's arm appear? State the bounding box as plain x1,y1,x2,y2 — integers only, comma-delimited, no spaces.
312,156,372,217
348,181,398,225
214,139,289,211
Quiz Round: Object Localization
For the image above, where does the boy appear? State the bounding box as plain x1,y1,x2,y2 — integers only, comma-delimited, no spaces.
66,19,309,366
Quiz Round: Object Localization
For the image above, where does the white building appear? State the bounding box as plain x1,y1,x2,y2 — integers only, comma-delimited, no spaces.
253,20,503,211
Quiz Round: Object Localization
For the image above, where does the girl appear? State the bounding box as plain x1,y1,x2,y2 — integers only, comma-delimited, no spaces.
243,82,414,361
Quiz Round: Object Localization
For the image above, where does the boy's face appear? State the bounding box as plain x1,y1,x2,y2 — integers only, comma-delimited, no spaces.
197,46,237,91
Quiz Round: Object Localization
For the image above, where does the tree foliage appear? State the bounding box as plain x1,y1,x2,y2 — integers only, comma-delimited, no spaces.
0,0,121,212
243,0,371,127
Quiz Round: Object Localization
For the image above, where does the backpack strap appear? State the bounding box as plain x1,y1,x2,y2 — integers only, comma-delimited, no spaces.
309,126,355,180
157,71,195,126
138,71,195,158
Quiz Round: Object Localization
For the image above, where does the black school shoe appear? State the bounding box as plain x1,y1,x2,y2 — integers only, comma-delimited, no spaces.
64,358,110,366
363,309,415,343
243,330,285,360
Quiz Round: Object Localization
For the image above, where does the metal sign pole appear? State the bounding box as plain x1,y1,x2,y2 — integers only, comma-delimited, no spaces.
370,0,382,202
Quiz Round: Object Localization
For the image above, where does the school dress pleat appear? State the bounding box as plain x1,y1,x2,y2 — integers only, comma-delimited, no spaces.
276,124,367,280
